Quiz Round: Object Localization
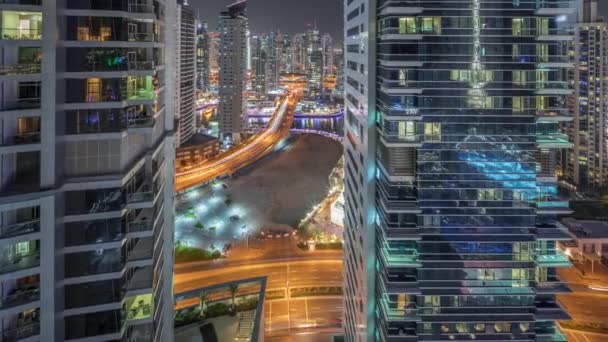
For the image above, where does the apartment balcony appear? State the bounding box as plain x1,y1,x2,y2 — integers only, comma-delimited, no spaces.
378,131,422,149
0,252,39,276
536,328,568,342
535,249,572,268
64,249,123,279
0,0,42,5
536,109,572,123
0,98,40,112
66,0,153,13
533,280,571,295
534,200,572,215
378,102,421,120
377,217,420,241
2,321,39,341
378,242,421,268
0,220,39,241
122,293,152,323
0,63,40,77
536,133,572,149
379,296,419,323
0,28,41,41
377,0,422,16
0,132,40,154
534,300,570,321
123,266,152,293
378,196,420,214
378,271,420,295
126,238,153,264
536,2,576,16
0,285,39,311
126,190,154,210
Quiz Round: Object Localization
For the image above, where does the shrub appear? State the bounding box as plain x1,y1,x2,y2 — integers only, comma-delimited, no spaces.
206,303,231,318
236,298,259,311
195,221,204,229
174,245,223,263
297,241,308,250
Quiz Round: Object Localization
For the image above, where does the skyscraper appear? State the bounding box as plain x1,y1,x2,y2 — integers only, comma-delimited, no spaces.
343,1,574,341
308,28,323,96
196,21,210,92
218,0,248,143
563,0,607,191
177,0,196,146
251,35,268,98
0,0,176,340
208,31,220,87
322,33,334,78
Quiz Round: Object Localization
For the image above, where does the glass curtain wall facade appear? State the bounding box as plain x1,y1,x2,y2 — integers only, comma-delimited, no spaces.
342,0,575,341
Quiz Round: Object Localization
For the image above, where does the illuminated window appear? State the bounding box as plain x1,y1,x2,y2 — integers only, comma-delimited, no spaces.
538,43,549,62
86,78,102,103
536,96,546,110
424,123,441,141
537,18,549,35
494,323,512,333
398,121,416,141
474,323,485,332
513,70,527,86
16,241,30,255
424,295,440,307
513,96,524,113
512,44,520,58
421,17,441,34
512,18,524,36
398,17,417,34
456,323,469,333
519,322,530,332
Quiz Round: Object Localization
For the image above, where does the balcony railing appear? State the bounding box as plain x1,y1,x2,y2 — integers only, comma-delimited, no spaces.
1,29,41,40
0,0,41,4
2,132,40,146
127,33,155,42
1,286,39,309
0,220,40,240
0,252,40,275
2,322,39,341
0,64,41,76
127,221,152,233
128,61,155,71
126,192,154,205
0,98,41,111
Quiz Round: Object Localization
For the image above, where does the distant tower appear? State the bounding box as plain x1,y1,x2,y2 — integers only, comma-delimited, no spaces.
196,20,209,92
563,0,608,191
176,0,196,146
251,35,268,98
321,33,334,77
218,0,248,143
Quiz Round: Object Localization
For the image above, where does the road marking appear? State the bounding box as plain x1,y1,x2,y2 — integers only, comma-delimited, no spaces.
581,332,591,342
268,301,272,333
305,296,309,322
567,331,582,342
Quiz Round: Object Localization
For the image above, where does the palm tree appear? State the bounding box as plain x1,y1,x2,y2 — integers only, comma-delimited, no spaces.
229,284,239,314
199,291,208,318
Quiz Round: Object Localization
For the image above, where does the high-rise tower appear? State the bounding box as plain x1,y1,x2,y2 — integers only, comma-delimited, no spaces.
563,0,608,191
218,0,248,144
176,0,196,146
0,0,177,340
196,21,210,92
342,1,575,341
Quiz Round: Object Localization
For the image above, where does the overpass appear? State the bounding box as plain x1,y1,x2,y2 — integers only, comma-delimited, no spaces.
175,95,297,192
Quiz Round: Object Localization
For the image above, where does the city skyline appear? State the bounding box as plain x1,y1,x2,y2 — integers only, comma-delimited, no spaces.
191,0,343,44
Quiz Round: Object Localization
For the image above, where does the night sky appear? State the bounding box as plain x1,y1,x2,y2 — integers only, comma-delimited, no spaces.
191,0,608,44
189,0,343,43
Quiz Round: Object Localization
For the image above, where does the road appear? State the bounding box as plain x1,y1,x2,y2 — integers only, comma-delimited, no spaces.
173,258,343,334
175,94,297,191
174,258,342,294
557,265,608,340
